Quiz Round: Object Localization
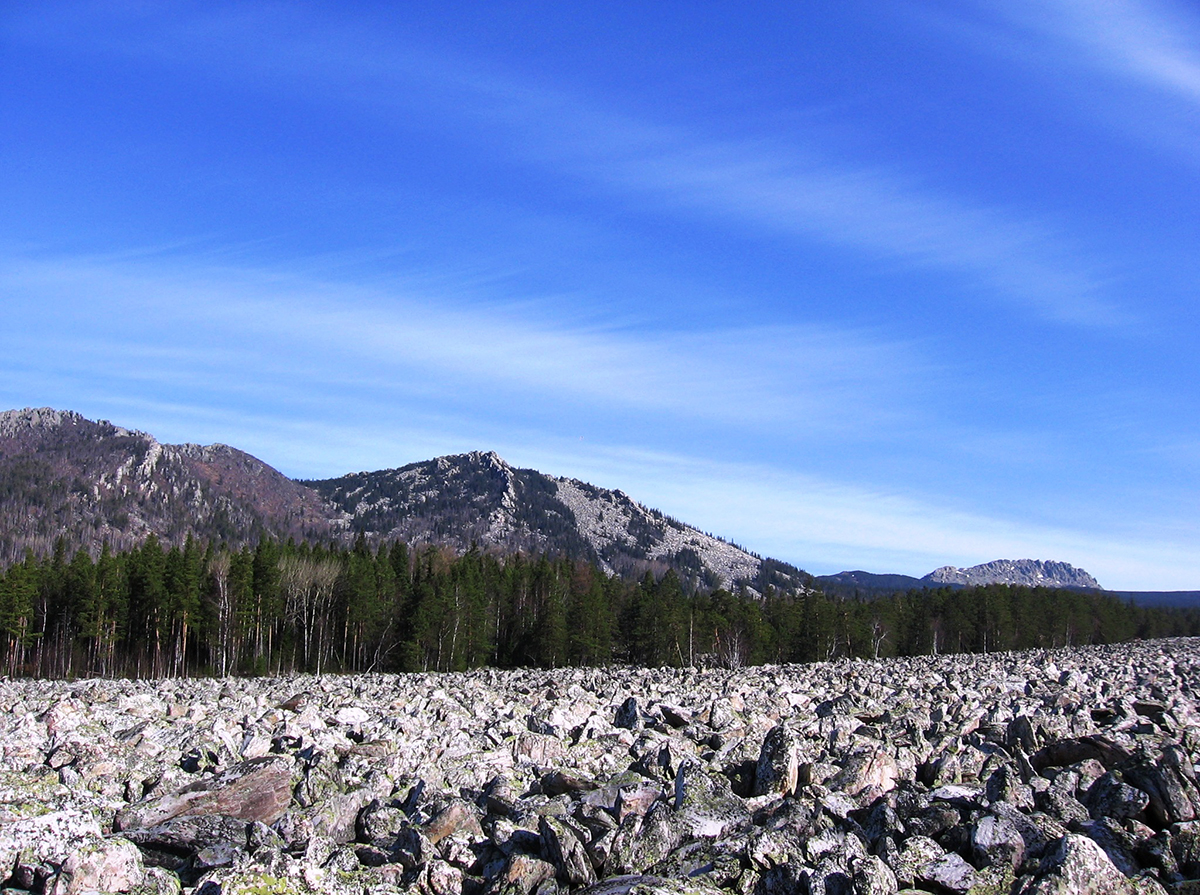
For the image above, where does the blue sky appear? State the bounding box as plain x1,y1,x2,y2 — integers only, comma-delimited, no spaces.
3,1,1200,589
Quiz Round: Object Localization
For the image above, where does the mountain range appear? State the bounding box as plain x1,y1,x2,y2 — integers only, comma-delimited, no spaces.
3,407,1149,598
0,408,808,593
815,559,1101,594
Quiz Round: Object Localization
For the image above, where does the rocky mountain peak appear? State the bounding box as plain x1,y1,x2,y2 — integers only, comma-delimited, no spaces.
466,449,508,467
308,452,810,593
0,406,83,438
925,558,1100,589
0,407,147,444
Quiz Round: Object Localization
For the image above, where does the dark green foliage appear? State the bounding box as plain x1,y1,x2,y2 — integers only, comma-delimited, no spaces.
0,537,1196,678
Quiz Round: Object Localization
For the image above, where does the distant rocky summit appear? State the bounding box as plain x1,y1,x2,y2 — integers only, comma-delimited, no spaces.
817,562,1105,598
2,638,1198,894
924,559,1101,590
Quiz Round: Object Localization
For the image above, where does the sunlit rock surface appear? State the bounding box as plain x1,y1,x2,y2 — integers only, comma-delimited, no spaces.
1,638,1198,894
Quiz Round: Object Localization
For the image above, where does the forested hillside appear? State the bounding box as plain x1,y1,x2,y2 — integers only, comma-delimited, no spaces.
1,409,801,592
0,408,334,564
0,535,1195,679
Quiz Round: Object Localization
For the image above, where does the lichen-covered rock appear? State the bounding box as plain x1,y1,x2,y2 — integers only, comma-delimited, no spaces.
673,761,749,840
1123,749,1200,828
425,798,484,846
615,698,641,731
494,853,557,895
0,809,104,873
47,836,145,895
1084,771,1151,822
1024,833,1166,895
541,814,597,887
970,812,1026,871
0,639,1197,895
122,813,252,858
194,869,312,895
891,834,976,893
114,756,295,831
752,724,798,798
828,748,898,803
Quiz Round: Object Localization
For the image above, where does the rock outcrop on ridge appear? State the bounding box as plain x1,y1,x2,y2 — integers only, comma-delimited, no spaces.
817,562,1105,598
924,560,1101,590
3,638,1200,894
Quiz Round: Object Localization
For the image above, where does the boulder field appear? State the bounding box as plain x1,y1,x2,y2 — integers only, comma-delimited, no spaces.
2,639,1200,894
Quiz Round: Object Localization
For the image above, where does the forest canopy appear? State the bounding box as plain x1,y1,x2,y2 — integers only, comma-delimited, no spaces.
0,535,1196,679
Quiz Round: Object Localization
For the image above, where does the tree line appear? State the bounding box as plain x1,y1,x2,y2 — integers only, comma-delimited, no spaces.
0,535,1196,679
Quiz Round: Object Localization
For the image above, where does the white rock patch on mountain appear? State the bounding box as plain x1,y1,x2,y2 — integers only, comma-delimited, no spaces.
554,477,761,586
925,558,1101,589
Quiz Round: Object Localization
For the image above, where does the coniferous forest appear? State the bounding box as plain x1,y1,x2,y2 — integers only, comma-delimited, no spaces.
0,535,1197,679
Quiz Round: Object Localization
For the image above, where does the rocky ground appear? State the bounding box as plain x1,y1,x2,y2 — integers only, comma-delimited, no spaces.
2,639,1200,895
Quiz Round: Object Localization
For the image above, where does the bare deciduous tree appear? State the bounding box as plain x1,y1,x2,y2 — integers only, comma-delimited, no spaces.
208,551,233,676
278,555,340,674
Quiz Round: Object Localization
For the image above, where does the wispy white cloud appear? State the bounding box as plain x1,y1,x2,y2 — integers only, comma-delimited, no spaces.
6,3,1128,327
4,251,1191,588
0,251,924,439
1011,0,1200,103
5,249,1197,588
929,0,1200,163
593,144,1122,327
476,440,1200,592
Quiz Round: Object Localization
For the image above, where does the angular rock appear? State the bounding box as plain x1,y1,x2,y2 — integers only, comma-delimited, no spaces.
1171,819,1200,878
0,809,104,872
753,723,799,798
540,814,596,887
829,749,898,802
123,814,251,863
606,804,678,875
615,698,641,731
358,799,409,843
846,854,898,895
541,769,598,796
495,853,557,895
1084,771,1150,822
674,761,750,839
424,799,483,846
114,756,294,831
1124,749,1200,828
1030,736,1132,773
576,875,724,895
1025,833,1160,895
48,837,146,895
393,826,434,870
616,780,664,822
891,834,976,893
971,812,1026,871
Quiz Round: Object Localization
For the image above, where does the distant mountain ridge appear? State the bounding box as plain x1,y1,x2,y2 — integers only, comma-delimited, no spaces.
816,558,1103,596
0,408,807,592
815,570,928,593
1,407,1136,597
